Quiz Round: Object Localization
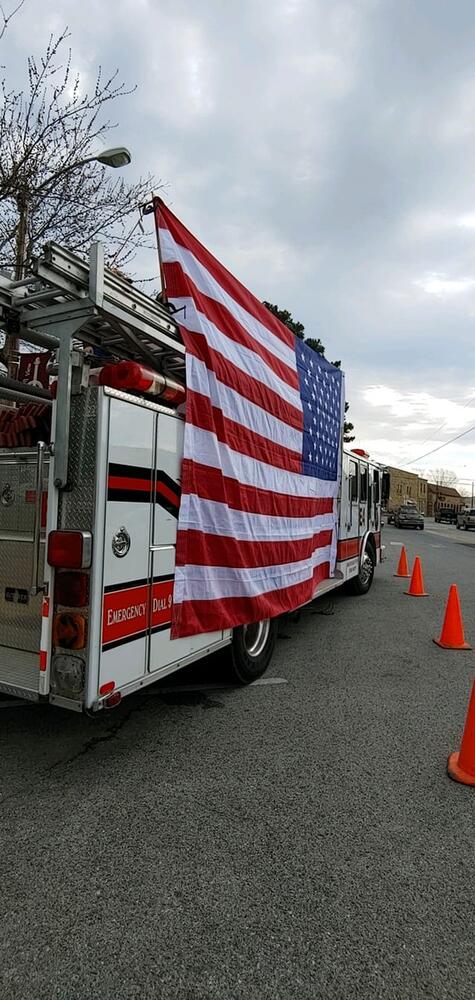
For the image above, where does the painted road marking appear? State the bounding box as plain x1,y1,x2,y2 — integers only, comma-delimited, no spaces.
155,678,288,695
0,698,30,709
251,677,288,686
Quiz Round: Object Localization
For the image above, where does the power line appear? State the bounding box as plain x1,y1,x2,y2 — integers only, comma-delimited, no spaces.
406,422,475,465
400,391,475,464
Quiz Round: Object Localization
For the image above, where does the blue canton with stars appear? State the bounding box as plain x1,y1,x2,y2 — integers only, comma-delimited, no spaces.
295,338,343,482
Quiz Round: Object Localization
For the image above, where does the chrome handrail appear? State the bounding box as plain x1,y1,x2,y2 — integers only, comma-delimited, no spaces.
30,441,46,595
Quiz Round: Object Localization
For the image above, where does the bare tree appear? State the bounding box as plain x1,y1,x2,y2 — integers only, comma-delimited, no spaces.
428,468,458,487
0,26,159,367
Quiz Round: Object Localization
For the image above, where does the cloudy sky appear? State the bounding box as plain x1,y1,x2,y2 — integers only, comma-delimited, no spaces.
4,0,475,486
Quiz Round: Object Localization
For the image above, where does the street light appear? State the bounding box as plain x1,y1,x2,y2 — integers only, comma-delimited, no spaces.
30,146,132,205
93,147,131,169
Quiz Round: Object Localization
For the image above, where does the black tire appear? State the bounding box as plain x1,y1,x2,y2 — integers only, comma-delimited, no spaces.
456,523,460,529
229,618,278,684
347,542,375,595
419,525,424,530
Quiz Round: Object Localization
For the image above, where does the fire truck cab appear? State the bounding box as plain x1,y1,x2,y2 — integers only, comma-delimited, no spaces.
0,243,382,712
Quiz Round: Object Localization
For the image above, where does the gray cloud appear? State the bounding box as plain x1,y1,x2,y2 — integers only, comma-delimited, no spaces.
3,0,475,473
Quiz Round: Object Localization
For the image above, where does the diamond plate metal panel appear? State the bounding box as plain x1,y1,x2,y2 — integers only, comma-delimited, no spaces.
0,446,49,654
0,645,39,698
0,540,46,650
0,450,49,534
58,388,97,531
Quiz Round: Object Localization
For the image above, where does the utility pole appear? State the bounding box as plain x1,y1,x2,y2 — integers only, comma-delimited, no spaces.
5,184,30,376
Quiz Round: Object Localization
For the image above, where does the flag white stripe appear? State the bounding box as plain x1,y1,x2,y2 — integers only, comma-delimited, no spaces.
187,354,302,455
172,296,301,411
173,546,332,603
180,493,335,541
159,227,296,371
183,424,340,500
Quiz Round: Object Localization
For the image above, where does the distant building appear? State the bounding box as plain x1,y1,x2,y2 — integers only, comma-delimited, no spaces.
427,483,466,517
382,466,429,514
417,477,428,515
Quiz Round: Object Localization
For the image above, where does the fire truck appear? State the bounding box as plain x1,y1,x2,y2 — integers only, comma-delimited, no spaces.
0,243,382,712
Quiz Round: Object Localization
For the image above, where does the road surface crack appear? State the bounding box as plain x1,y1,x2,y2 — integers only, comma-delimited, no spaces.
48,697,149,770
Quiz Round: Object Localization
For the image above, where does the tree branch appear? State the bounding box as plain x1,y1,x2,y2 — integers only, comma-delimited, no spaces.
0,0,25,40
0,24,160,281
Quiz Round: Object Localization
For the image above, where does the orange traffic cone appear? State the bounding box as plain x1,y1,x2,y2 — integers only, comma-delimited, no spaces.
394,545,410,578
404,556,428,596
434,584,472,650
448,679,475,785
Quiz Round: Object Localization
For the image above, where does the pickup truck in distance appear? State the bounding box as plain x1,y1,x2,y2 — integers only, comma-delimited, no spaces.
456,508,475,530
435,507,458,524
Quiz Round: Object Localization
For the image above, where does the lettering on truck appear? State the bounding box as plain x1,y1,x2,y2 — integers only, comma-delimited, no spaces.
102,577,174,650
107,602,147,626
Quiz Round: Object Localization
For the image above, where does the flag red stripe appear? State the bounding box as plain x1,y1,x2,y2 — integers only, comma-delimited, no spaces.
156,202,295,351
162,261,299,390
155,201,341,639
187,389,301,473
186,333,303,431
171,562,330,637
176,527,333,569
181,459,334,518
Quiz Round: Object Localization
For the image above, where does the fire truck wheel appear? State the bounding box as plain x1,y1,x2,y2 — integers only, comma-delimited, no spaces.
347,543,375,596
230,618,278,684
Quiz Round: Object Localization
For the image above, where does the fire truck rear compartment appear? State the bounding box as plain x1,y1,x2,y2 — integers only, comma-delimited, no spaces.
0,446,50,699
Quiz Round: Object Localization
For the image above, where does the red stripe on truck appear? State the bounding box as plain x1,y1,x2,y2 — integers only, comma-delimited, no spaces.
337,537,360,561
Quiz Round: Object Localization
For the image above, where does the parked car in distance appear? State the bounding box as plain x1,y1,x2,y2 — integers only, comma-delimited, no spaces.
456,508,475,530
394,504,424,530
435,507,458,524
387,501,417,525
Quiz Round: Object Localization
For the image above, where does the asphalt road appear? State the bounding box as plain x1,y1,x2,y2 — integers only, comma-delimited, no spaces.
1,520,475,999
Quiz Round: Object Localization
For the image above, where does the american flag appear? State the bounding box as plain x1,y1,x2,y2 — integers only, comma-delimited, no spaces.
154,199,344,638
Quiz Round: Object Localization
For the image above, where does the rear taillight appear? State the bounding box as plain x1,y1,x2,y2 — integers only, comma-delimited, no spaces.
49,534,92,700
54,571,89,607
99,681,115,696
47,530,92,569
52,612,87,650
51,654,84,697
104,691,122,709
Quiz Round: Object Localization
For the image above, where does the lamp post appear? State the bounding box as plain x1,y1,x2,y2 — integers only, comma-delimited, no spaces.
8,146,131,373
13,146,131,280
